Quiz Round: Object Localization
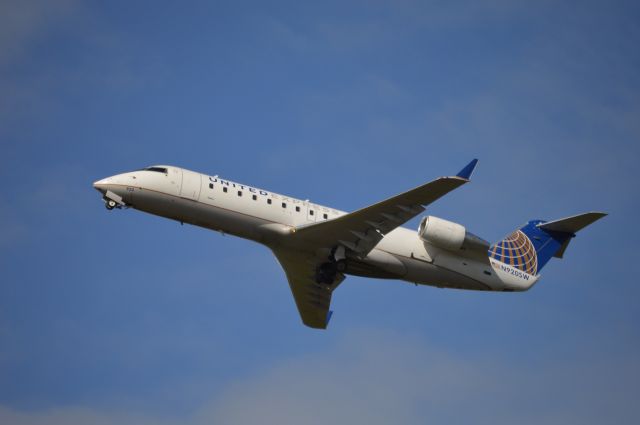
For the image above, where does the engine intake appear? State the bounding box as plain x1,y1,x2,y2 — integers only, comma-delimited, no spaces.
418,216,490,253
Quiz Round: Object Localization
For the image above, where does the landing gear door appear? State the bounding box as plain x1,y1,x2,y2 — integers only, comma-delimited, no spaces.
179,169,202,201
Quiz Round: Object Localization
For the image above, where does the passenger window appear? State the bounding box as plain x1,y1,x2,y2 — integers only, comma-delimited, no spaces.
282,202,287,208
310,210,314,216
323,213,328,219
295,206,300,212
252,195,257,201
209,183,213,189
267,199,272,205
223,187,228,193
238,191,242,197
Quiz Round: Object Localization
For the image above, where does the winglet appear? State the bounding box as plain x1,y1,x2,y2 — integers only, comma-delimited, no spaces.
326,310,333,327
456,159,478,180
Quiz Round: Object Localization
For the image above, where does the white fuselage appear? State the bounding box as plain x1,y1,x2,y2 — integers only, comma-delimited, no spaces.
94,166,538,292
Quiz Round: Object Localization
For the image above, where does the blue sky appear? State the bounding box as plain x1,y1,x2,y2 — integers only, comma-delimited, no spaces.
1,0,639,423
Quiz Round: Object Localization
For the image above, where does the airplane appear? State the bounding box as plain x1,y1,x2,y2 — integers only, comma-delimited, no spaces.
93,160,606,329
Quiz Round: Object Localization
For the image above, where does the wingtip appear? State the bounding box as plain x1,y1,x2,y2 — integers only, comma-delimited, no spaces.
326,310,333,327
456,158,479,180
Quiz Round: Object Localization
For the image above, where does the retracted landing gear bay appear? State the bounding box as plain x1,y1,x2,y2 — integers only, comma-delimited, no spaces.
315,259,347,285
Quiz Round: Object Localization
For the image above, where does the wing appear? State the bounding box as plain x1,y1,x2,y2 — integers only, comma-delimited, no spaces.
275,160,477,329
271,248,344,329
292,174,470,258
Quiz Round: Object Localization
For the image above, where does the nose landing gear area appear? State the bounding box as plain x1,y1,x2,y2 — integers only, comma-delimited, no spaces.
105,199,118,210
102,190,127,210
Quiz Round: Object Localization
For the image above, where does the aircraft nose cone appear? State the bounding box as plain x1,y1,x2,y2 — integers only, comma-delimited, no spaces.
93,177,112,193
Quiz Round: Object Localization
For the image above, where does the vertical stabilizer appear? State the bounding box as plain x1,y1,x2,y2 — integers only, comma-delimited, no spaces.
489,212,606,276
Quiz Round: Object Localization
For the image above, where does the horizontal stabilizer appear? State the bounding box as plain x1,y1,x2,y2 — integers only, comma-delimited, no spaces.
538,212,606,259
537,212,607,235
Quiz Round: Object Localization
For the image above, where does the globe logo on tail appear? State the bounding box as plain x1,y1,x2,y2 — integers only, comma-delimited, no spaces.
489,230,538,275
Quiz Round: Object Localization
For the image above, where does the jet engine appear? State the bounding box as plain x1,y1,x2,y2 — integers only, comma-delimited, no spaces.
418,216,490,253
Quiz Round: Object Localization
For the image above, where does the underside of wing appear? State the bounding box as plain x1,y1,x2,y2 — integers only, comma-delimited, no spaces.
271,248,344,329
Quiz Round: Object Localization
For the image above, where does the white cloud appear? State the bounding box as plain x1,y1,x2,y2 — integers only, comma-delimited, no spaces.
197,329,479,425
198,328,640,425
2,328,637,425
0,406,171,425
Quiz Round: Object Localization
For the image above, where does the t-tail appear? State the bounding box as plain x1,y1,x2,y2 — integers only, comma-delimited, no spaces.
488,212,606,291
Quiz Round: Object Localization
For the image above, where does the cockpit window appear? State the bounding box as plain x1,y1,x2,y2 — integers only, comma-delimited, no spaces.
142,167,168,174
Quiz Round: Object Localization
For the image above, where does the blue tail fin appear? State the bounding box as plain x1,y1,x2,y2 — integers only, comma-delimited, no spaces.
489,212,606,276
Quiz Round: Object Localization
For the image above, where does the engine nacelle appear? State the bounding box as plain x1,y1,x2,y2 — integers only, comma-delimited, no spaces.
418,216,490,253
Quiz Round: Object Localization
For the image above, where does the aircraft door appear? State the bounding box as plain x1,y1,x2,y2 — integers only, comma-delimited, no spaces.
179,169,202,201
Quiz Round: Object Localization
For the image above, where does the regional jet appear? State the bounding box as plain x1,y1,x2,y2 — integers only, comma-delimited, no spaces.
93,160,605,329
